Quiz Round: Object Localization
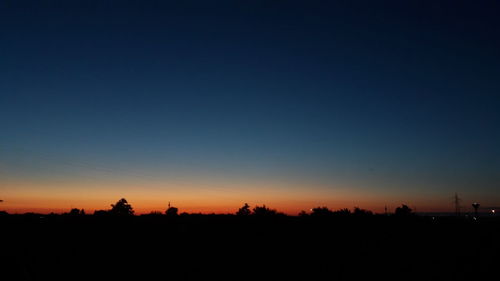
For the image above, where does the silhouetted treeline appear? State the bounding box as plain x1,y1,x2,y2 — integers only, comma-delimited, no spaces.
20,198,413,218
1,199,498,281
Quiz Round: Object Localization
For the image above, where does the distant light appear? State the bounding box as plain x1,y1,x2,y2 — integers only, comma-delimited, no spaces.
492,209,496,214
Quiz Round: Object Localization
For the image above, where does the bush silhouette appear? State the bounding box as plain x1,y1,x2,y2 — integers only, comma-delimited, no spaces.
395,204,413,216
311,207,334,216
93,210,109,216
353,207,372,216
166,206,179,216
110,198,134,216
68,208,85,216
333,208,351,216
236,203,251,216
252,205,277,216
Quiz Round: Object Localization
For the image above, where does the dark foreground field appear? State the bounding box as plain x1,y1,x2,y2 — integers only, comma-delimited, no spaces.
1,214,499,281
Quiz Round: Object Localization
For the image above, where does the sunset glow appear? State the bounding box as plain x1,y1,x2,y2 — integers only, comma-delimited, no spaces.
1,1,499,216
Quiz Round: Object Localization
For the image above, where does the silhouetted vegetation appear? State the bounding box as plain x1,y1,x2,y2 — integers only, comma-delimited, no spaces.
1,198,499,281
252,205,277,216
311,206,334,216
236,203,251,216
395,204,413,216
68,208,85,216
310,207,352,217
165,205,179,216
334,208,351,216
93,209,109,216
353,207,373,216
110,198,134,216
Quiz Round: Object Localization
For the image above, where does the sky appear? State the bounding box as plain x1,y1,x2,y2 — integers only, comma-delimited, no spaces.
1,1,499,214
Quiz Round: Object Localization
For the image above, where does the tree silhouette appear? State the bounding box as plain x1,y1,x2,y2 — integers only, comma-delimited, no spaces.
166,205,179,216
333,208,351,216
353,207,372,216
298,210,309,217
69,208,85,216
311,207,333,216
252,205,277,216
395,204,413,216
110,198,134,216
236,203,251,216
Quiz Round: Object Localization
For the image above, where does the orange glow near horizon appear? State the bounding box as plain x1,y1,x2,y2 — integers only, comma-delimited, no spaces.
0,177,463,215
4,170,491,215
0,198,467,215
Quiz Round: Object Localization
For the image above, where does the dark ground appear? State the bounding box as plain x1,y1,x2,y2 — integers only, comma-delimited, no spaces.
1,213,499,281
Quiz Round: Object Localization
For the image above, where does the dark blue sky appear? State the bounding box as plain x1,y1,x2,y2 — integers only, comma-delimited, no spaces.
1,1,499,213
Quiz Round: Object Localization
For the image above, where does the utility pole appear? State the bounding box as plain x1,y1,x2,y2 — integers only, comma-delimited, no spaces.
454,193,461,217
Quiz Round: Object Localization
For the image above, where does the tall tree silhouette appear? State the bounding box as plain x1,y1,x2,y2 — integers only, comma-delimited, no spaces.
236,203,251,216
110,198,134,216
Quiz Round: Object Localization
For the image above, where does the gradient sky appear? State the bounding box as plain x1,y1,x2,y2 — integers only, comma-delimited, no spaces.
1,1,499,214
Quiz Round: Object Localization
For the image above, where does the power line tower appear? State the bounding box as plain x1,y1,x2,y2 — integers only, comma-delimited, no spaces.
454,193,461,217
